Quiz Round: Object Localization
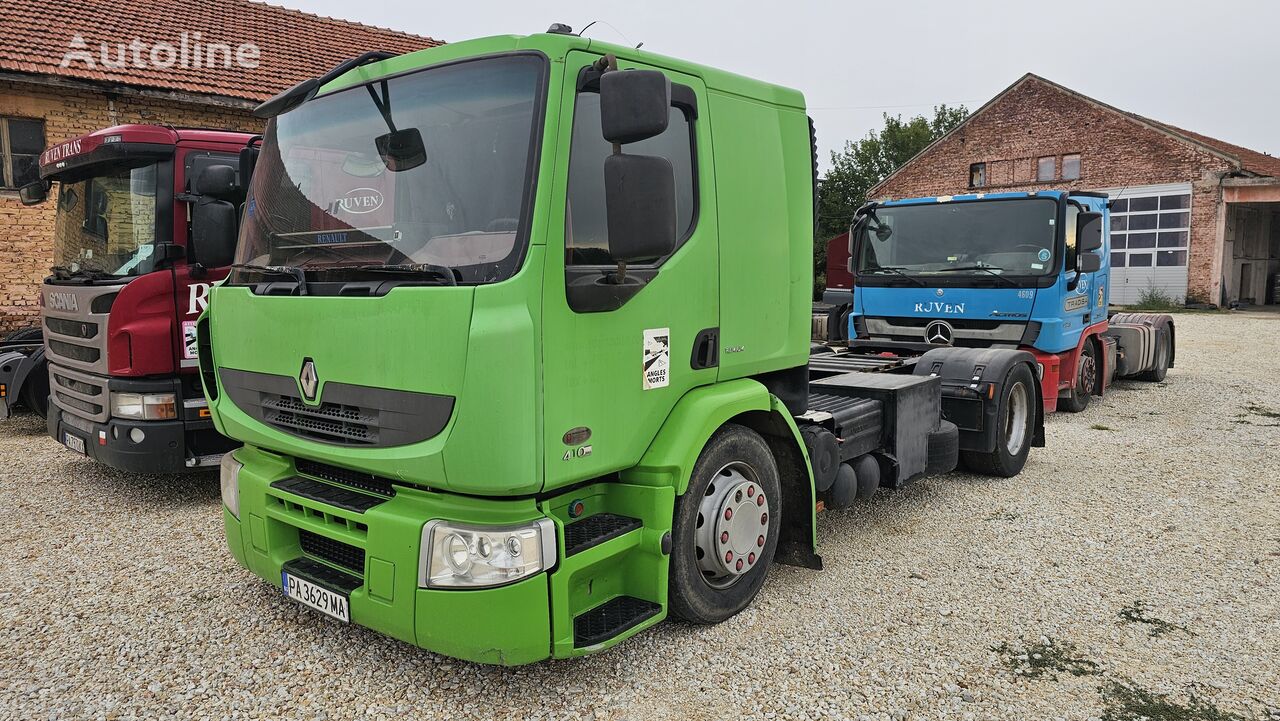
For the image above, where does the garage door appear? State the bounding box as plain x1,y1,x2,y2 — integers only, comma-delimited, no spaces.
1096,183,1192,305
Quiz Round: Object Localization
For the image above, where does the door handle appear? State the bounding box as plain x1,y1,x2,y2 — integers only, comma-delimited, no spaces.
691,328,719,370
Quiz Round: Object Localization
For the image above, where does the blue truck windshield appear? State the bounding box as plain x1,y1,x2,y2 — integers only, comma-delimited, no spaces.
856,198,1059,280
233,54,546,285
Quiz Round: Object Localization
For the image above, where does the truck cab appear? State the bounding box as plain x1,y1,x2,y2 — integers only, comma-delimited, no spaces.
828,191,1174,412
202,33,1043,665
20,124,254,472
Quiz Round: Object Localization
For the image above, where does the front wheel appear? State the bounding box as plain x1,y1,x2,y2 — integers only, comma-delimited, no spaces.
960,363,1037,478
1059,340,1098,413
669,423,781,624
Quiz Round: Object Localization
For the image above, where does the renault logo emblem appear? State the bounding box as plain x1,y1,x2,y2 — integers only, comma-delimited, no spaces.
299,358,319,401
924,320,954,345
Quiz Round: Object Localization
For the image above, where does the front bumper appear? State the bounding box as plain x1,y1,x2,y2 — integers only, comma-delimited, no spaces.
224,445,674,665
47,371,235,474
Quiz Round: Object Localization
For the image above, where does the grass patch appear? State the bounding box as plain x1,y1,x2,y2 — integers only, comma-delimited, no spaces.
992,637,1099,680
1091,423,1116,431
1118,601,1195,637
1100,680,1245,721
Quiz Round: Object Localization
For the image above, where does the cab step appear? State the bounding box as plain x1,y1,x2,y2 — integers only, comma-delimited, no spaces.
564,513,641,557
573,595,661,648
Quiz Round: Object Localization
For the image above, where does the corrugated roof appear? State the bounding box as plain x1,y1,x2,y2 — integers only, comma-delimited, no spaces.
0,0,441,104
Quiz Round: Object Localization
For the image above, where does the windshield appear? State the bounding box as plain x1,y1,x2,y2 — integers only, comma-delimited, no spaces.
233,54,546,285
51,162,159,277
856,198,1059,279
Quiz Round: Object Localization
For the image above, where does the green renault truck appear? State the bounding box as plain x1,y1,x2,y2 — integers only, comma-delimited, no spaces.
201,29,1045,664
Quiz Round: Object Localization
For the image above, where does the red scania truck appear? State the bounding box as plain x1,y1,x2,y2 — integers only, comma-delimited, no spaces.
3,124,254,472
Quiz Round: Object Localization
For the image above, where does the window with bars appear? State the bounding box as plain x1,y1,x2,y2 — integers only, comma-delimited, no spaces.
1109,192,1190,268
1,117,45,190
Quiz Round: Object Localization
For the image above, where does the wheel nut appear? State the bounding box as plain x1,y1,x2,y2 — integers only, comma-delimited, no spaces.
748,552,756,564
735,490,743,502
747,485,755,497
724,551,733,563
720,531,729,544
756,494,765,506
757,535,765,547
735,558,744,572
724,508,733,520
760,512,768,524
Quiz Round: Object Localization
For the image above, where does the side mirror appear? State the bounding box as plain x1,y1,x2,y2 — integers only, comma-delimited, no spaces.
195,164,239,199
18,180,50,206
600,70,672,145
604,154,677,263
374,128,427,172
1078,251,1102,274
1077,211,1104,253
191,199,238,269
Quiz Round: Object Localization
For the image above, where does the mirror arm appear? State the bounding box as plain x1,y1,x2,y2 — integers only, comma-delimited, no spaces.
597,52,629,285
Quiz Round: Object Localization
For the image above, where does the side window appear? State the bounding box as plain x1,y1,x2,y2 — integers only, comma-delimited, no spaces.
1063,204,1079,272
565,92,695,265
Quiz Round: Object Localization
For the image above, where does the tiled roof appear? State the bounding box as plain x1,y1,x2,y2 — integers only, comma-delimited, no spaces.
1138,118,1280,178
0,0,441,104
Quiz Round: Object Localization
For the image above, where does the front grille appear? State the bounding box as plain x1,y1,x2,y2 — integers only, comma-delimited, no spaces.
298,529,365,575
48,339,100,363
295,459,396,497
263,396,375,445
54,391,103,416
879,316,1008,331
53,373,101,396
219,367,454,449
45,317,98,339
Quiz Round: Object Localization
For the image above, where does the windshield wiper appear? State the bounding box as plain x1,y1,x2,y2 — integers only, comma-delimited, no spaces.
350,263,458,286
863,265,926,287
934,265,1019,288
231,264,309,295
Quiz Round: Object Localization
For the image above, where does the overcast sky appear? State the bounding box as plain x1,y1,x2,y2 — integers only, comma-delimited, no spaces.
289,0,1279,170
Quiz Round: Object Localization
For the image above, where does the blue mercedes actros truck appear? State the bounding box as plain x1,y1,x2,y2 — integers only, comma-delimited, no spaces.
813,190,1174,431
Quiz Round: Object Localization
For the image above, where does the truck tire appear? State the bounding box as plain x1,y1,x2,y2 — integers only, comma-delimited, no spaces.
669,423,782,625
1058,339,1098,413
960,363,1036,478
20,363,49,419
4,327,48,418
1136,329,1170,382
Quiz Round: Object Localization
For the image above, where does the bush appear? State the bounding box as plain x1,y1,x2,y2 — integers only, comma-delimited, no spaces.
1128,285,1181,311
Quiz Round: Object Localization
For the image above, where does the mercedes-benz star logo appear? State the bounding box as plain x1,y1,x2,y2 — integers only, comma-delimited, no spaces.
935,288,944,297
924,320,954,345
299,358,319,401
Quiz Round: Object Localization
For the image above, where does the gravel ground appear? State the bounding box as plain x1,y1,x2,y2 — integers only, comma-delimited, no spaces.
2,311,1278,721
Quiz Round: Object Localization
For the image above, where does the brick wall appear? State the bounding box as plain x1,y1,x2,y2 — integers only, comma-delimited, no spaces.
873,77,1235,303
0,79,258,334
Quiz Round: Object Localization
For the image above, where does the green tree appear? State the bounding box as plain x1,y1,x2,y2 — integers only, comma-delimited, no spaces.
814,104,968,294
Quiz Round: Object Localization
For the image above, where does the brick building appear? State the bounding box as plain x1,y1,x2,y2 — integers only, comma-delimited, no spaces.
0,0,438,332
872,74,1280,306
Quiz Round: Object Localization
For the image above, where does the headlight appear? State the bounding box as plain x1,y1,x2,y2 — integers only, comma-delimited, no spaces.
220,451,242,519
419,519,556,589
110,391,177,420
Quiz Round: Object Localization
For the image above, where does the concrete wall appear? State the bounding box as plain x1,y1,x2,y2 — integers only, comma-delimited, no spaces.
874,77,1236,304
0,78,258,334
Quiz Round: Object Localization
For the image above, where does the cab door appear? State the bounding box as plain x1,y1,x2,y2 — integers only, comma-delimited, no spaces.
540,51,718,490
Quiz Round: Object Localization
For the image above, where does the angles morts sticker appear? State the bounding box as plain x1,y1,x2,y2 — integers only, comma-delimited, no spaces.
642,328,670,390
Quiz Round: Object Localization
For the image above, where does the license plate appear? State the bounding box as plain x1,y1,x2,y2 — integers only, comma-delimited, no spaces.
63,432,86,455
282,572,350,623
